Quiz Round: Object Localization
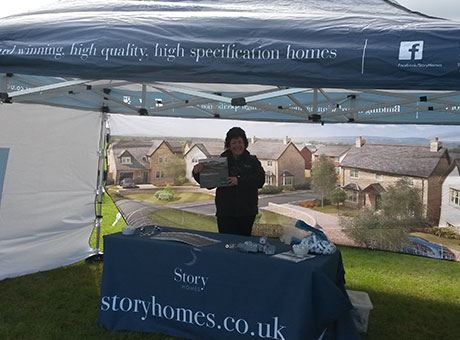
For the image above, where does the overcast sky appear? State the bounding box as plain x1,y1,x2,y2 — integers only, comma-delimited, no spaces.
2,1,459,141
397,0,460,20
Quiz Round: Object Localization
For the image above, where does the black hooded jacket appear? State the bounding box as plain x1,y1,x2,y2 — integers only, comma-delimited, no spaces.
193,149,265,217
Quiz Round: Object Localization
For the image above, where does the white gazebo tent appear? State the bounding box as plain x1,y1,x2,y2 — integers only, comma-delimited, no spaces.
1,0,459,279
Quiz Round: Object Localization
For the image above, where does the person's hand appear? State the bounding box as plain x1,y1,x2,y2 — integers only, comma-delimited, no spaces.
227,176,238,186
193,163,204,174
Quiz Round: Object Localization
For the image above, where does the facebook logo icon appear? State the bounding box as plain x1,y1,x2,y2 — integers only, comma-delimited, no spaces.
399,41,424,60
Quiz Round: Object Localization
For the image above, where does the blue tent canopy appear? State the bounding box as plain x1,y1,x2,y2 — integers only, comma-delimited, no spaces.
0,0,459,124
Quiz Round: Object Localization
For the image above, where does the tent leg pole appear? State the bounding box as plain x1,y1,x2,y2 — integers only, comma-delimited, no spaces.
313,88,318,114
86,111,108,263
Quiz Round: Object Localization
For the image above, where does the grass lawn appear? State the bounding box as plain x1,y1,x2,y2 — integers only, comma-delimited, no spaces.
89,193,127,251
1,195,459,339
147,209,298,235
311,204,359,216
122,192,214,205
342,247,460,340
257,210,297,226
149,208,218,232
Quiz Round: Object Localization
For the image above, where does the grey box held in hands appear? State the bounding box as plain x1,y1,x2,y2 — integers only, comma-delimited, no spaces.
198,157,229,188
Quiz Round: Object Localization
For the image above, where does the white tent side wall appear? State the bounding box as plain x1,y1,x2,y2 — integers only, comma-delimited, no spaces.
0,104,101,280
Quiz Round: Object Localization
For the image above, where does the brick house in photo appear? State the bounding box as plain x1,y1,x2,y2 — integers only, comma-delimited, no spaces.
147,140,184,186
183,141,224,184
248,137,304,187
313,144,351,175
340,137,451,223
107,141,151,185
438,159,460,234
296,143,316,177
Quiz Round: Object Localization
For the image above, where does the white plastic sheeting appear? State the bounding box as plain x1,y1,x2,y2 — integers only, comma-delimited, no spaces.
0,104,101,280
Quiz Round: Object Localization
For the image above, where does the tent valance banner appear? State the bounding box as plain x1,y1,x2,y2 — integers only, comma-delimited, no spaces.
0,0,459,90
0,0,460,90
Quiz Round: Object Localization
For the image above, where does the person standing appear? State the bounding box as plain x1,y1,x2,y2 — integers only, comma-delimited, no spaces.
193,127,265,236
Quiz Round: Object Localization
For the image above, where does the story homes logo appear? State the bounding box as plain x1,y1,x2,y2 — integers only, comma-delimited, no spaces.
173,248,209,292
0,148,10,208
173,267,209,292
397,40,443,69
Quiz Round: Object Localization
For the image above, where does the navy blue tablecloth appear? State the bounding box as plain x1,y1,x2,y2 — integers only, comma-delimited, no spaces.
99,227,359,340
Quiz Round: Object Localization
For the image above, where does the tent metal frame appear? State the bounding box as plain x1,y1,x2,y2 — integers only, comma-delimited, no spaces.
2,74,459,125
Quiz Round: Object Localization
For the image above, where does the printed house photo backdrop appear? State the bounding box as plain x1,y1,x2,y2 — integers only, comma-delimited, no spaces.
1,0,460,280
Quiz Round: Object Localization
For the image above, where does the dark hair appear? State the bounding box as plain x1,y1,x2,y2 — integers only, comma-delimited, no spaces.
225,127,248,148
